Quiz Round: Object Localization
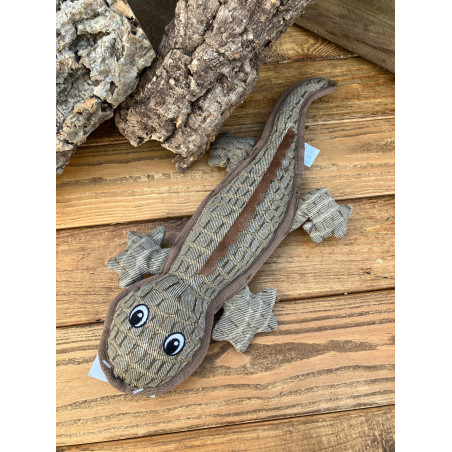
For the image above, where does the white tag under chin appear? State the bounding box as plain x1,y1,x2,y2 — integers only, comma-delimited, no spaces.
88,354,108,382
88,355,156,398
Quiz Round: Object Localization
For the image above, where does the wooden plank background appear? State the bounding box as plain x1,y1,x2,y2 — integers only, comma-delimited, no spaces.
58,405,395,451
296,0,395,73
56,24,395,449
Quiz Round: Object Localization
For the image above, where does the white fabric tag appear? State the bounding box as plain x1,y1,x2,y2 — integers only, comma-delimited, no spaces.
88,354,108,382
88,355,156,397
304,143,320,167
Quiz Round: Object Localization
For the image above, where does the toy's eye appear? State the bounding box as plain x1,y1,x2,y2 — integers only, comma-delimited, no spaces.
129,305,149,328
163,333,185,356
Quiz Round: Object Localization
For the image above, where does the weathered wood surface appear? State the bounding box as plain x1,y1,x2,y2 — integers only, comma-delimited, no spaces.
70,23,353,143
116,0,314,170
122,0,362,65
72,54,393,151
296,0,395,72
57,196,394,327
56,290,394,445
57,404,395,451
56,114,394,229
267,25,355,65
71,25,354,147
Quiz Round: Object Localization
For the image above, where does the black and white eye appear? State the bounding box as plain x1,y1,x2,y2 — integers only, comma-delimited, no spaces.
129,304,149,328
163,333,185,356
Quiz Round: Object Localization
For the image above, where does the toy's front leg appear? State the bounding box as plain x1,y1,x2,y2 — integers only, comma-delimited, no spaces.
208,132,255,173
106,226,171,288
212,286,278,353
291,188,352,242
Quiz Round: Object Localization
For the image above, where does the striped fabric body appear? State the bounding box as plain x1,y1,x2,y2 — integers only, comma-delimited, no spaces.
99,77,342,395
168,81,326,299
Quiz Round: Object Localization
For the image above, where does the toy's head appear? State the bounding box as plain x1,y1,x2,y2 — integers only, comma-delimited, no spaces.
99,274,208,394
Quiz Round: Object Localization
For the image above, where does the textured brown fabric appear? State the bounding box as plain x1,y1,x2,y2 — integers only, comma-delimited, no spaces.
106,274,206,388
199,129,295,276
291,187,352,241
208,132,256,173
106,227,170,288
98,77,338,397
212,286,278,352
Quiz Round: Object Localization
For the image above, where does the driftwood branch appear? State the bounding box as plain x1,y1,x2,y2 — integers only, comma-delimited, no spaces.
56,0,155,174
116,0,313,171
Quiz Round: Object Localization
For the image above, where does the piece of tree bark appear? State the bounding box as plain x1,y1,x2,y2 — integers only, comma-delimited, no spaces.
56,0,155,175
116,0,314,171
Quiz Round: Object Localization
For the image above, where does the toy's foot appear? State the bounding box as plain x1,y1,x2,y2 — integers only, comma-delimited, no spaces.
212,286,277,353
106,226,171,288
291,188,352,243
208,132,255,173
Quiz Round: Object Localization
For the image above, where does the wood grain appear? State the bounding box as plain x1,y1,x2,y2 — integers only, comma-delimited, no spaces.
267,24,354,64
56,117,394,229
296,0,395,72
56,38,393,229
56,290,394,445
224,58,394,134
57,404,395,451
57,196,394,327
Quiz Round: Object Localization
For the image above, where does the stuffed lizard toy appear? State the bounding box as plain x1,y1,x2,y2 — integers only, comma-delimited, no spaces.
98,77,352,396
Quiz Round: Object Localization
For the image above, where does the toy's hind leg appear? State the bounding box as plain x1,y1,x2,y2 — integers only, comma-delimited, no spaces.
291,188,352,243
208,132,255,173
212,286,278,353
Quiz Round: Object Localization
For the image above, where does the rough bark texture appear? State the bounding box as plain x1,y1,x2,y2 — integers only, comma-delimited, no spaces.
116,0,314,171
56,0,155,175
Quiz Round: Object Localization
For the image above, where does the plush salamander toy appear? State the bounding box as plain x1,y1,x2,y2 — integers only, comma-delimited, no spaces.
97,77,352,396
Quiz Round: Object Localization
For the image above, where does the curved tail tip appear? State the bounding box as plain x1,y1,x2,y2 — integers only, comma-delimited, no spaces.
290,76,337,95
316,77,337,90
325,78,337,90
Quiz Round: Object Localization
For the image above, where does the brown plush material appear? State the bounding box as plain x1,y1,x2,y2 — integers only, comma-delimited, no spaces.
98,77,341,396
200,129,296,276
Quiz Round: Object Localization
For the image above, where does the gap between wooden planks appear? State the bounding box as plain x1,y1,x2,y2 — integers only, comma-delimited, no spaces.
56,404,394,451
56,116,394,229
57,196,394,327
56,290,394,446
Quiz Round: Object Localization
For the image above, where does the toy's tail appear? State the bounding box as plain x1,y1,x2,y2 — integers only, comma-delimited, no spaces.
196,78,337,277
253,77,337,177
